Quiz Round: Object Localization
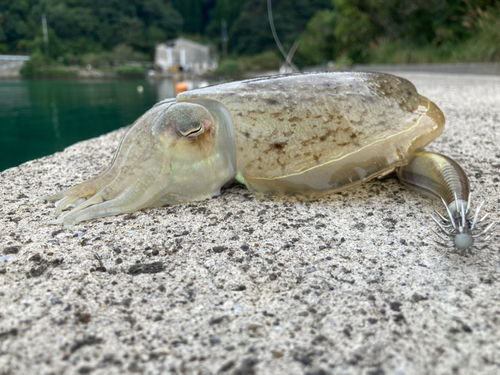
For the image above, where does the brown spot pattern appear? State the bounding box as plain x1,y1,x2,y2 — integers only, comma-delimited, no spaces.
177,72,440,183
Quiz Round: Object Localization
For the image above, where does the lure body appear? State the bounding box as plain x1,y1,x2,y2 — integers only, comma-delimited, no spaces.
398,151,493,251
40,72,493,250
397,151,469,213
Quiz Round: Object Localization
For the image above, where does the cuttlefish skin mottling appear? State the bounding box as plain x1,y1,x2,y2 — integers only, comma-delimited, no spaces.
180,73,443,198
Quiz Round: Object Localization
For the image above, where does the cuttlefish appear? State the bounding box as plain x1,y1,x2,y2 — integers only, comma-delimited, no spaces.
41,72,495,252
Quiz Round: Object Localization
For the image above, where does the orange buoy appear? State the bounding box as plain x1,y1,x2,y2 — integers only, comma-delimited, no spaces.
175,81,189,94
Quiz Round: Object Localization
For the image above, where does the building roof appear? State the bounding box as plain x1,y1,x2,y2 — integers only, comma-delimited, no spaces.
165,37,210,52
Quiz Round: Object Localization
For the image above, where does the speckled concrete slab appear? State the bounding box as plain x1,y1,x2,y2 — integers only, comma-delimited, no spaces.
1,72,499,375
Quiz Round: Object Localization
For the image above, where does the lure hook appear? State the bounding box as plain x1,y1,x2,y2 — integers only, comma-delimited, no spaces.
432,193,496,254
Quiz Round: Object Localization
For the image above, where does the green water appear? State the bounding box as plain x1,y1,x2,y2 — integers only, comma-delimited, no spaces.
0,79,169,172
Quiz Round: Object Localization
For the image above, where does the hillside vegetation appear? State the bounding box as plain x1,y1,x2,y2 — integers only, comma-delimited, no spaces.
298,0,500,66
0,0,498,76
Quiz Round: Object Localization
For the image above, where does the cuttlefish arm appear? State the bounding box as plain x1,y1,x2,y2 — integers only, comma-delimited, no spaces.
40,100,236,228
40,100,177,215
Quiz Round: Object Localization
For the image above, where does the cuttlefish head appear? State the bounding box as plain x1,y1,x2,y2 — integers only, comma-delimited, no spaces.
43,100,237,227
151,101,237,204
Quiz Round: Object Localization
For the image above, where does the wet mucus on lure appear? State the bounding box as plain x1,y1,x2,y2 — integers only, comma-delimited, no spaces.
39,72,495,252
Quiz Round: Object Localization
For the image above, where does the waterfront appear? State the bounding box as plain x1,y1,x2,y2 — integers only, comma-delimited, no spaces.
0,78,209,172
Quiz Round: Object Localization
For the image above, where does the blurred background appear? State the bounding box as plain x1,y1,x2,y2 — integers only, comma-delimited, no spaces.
1,0,499,171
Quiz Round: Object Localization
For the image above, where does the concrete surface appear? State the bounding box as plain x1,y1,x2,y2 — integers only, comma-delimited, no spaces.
0,57,27,78
350,62,500,76
0,65,21,79
1,72,499,375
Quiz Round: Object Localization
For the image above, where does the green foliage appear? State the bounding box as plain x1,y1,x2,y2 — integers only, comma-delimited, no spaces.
110,44,149,64
464,6,500,61
147,25,167,42
366,4,500,65
369,40,456,64
331,0,380,63
205,0,244,39
33,65,78,77
214,58,240,78
214,51,281,77
19,49,46,77
296,9,336,66
0,24,7,42
116,64,145,77
5,0,500,75
297,0,500,65
82,44,148,69
0,0,182,56
0,0,37,49
81,52,113,69
18,27,63,59
20,50,78,77
238,51,281,71
228,0,332,57
213,0,243,26
173,0,202,34
365,0,500,64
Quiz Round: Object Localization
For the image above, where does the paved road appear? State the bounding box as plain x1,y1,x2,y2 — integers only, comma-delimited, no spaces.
0,71,499,374
352,62,500,75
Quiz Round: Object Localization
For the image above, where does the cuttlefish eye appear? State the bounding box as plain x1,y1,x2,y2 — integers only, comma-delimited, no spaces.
163,102,213,138
178,119,211,138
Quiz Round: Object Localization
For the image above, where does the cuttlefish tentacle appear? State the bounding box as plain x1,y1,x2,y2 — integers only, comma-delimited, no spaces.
48,139,176,227
45,103,179,227
49,167,170,227
397,151,496,253
39,100,177,215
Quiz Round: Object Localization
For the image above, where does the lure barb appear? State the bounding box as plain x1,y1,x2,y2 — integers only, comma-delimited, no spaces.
397,151,496,254
432,193,495,253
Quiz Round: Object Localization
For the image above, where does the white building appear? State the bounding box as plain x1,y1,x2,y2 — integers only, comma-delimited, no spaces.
155,37,216,75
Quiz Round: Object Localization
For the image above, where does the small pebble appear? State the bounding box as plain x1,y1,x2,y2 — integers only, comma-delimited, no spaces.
3,246,20,254
209,335,220,345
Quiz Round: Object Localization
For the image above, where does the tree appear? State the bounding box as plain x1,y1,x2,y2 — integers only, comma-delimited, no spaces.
296,9,336,66
229,0,331,56
205,0,244,38
0,0,183,56
300,0,500,64
173,0,203,34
